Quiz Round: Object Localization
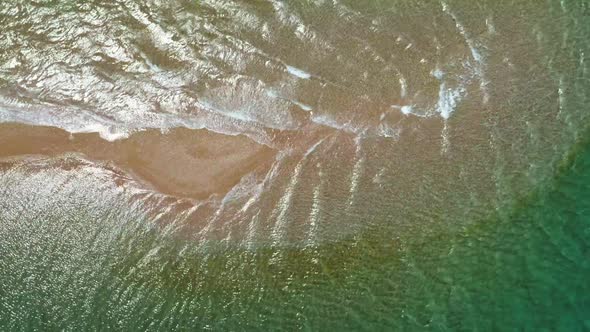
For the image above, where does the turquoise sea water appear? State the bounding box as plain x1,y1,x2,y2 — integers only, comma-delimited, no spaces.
1,0,589,330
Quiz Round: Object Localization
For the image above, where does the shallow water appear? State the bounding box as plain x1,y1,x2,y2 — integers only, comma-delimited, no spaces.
0,0,589,330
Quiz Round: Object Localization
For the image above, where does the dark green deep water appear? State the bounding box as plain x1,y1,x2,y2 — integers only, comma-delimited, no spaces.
1,0,590,330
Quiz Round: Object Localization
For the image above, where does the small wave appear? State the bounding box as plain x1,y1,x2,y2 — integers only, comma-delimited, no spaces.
285,65,312,79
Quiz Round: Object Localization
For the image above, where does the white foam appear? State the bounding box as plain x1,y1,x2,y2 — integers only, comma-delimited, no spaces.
391,104,427,118
401,105,413,115
0,103,131,142
200,80,300,131
78,123,130,141
266,89,313,111
311,114,349,131
432,68,444,80
240,194,259,214
436,83,462,120
431,69,464,120
200,100,254,123
304,138,325,157
285,65,311,79
127,2,194,63
311,114,373,137
441,0,489,104
399,77,408,98
292,100,313,112
0,97,277,147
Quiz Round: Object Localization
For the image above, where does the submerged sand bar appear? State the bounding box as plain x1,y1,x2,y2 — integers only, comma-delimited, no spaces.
0,123,277,199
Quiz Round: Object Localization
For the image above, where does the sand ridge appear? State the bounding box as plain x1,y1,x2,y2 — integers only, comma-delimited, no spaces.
0,123,278,200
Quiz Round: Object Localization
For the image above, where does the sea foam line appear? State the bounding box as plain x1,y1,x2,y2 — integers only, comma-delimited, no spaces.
440,0,489,104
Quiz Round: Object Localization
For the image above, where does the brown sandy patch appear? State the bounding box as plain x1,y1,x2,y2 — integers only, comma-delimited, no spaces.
0,123,277,200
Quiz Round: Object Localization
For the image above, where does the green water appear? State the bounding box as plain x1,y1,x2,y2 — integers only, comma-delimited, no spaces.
0,134,589,331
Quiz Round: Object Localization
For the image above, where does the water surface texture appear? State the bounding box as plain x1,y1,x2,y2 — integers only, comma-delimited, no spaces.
0,0,589,330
